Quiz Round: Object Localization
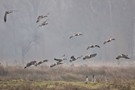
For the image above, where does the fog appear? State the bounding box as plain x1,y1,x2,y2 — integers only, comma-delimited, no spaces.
0,0,135,66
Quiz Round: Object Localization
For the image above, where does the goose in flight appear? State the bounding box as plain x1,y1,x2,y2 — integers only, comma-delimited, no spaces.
38,19,48,27
69,32,83,39
70,56,76,62
103,38,115,44
50,63,57,68
116,54,130,60
35,61,42,66
87,45,100,50
4,10,14,23
43,59,48,62
70,55,83,62
54,54,67,61
36,15,48,23
24,61,37,69
50,62,63,68
54,57,67,62
35,59,48,66
76,55,83,59
83,53,97,60
53,56,67,67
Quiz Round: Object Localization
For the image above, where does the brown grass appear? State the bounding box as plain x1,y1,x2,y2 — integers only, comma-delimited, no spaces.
0,65,135,82
0,65,135,90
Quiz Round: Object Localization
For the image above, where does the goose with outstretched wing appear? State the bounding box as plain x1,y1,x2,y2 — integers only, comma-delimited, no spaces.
69,32,83,39
70,55,83,62
4,10,14,23
83,53,97,60
35,59,48,66
38,19,48,27
24,61,37,69
116,54,130,60
103,38,115,44
36,15,48,23
50,63,57,68
87,45,100,50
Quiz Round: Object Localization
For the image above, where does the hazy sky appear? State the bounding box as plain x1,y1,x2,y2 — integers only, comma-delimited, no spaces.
0,0,135,65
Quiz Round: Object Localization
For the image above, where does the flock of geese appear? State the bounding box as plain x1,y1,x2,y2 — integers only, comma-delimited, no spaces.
24,35,130,69
4,10,49,27
3,10,131,69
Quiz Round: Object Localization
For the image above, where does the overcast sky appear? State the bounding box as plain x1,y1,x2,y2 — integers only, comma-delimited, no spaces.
0,0,135,66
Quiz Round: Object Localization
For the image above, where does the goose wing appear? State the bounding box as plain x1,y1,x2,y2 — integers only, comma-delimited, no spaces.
43,59,48,62
95,45,100,48
76,55,83,59
122,54,130,59
54,58,62,62
50,64,56,68
116,55,122,60
24,61,36,69
35,61,42,66
70,56,76,60
90,53,97,58
4,12,7,22
83,55,90,60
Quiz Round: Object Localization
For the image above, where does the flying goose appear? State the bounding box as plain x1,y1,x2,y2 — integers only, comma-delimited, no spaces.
4,10,14,23
70,56,76,62
35,60,48,66
38,19,48,27
103,38,115,44
116,54,130,60
35,61,42,66
24,61,37,69
36,15,48,23
87,45,100,50
50,63,57,68
83,53,97,60
76,55,83,59
70,55,83,62
43,59,48,62
50,61,63,68
69,32,83,39
54,57,67,62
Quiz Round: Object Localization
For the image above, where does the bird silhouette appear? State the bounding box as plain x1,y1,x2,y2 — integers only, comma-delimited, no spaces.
4,10,14,23
56,62,63,65
69,32,83,39
50,63,57,68
36,15,48,23
103,38,115,44
38,19,48,27
116,54,130,60
54,58,66,62
83,53,97,60
70,55,83,62
35,61,43,66
24,61,37,69
87,45,100,50
35,60,48,66
43,59,48,62
70,56,76,62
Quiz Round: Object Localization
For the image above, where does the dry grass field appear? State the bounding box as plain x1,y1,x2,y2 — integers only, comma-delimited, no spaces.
0,64,135,90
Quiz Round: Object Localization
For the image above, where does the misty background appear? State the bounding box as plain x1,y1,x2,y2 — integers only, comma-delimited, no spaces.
0,0,135,66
